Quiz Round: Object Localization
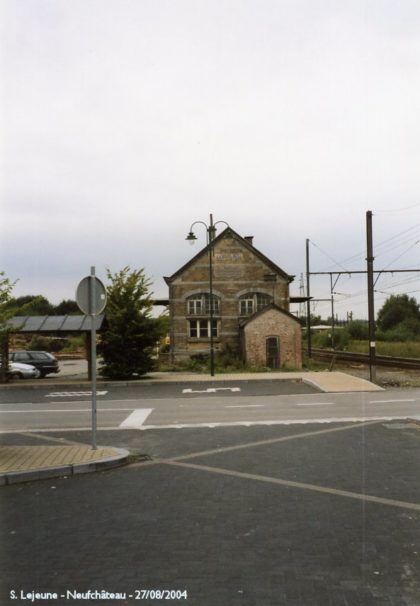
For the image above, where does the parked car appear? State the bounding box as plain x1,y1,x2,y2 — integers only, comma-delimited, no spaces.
8,351,60,378
8,362,41,380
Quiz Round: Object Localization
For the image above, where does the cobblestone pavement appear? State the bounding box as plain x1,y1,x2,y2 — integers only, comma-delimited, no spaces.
1,422,420,605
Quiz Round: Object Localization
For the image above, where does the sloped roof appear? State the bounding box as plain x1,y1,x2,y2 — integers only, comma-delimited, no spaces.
239,303,302,327
164,227,294,284
7,315,105,332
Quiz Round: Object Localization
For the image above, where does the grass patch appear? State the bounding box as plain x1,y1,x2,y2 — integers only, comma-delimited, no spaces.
347,340,420,358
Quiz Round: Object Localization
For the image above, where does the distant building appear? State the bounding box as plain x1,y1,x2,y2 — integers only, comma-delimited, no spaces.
164,227,302,369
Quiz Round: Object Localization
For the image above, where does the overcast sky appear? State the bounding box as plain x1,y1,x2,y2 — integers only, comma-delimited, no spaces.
1,0,419,319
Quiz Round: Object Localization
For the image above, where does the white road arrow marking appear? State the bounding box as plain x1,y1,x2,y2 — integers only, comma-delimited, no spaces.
119,409,154,428
182,387,241,394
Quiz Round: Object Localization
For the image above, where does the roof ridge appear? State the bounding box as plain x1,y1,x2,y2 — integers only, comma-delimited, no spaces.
165,227,294,284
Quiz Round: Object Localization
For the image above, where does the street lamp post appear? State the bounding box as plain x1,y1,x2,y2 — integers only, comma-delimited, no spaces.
186,213,228,377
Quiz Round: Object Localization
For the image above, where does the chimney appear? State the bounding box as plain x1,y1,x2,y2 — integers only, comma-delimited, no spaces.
244,236,254,246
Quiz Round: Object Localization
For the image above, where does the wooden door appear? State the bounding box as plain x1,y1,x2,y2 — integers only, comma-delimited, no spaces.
266,337,280,369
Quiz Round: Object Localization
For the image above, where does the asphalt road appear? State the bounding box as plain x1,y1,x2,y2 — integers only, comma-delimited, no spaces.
2,421,420,605
2,378,420,604
0,378,318,403
0,381,419,433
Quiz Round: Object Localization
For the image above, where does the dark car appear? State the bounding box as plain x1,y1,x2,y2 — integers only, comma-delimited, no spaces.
8,351,59,378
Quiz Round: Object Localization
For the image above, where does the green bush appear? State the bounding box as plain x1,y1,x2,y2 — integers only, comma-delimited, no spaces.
215,344,243,371
347,320,369,340
312,329,350,350
181,353,210,372
377,319,420,342
28,335,51,351
28,335,67,352
62,336,85,353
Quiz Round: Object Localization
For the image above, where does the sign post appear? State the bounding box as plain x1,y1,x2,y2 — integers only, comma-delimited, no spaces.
76,268,107,450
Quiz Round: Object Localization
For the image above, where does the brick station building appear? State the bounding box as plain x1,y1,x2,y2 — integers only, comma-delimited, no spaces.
164,227,302,369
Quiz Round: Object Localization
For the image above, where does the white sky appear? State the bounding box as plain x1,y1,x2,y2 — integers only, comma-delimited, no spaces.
1,0,419,320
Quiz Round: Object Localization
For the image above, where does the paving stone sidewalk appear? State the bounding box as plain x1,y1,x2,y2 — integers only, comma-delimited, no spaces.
0,444,129,485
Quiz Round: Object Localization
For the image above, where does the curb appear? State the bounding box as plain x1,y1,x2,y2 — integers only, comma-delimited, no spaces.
0,448,130,486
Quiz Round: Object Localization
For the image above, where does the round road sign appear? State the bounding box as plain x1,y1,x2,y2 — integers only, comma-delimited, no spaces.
76,276,107,315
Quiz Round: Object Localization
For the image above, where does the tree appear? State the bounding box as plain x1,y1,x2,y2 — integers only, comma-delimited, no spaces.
5,295,54,315
377,294,420,332
54,299,79,315
0,273,17,382
98,267,164,379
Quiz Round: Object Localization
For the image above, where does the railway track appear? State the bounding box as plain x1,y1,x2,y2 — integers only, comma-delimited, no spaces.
311,348,420,370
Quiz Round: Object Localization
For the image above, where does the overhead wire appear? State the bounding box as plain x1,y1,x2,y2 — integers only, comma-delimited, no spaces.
373,202,420,213
308,213,420,318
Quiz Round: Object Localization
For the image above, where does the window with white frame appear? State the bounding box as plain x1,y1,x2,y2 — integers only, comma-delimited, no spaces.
239,298,254,316
239,292,272,316
187,293,220,316
189,319,218,338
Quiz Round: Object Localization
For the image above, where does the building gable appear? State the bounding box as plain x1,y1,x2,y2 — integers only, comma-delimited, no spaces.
164,226,301,368
241,304,302,369
240,303,301,328
164,227,294,285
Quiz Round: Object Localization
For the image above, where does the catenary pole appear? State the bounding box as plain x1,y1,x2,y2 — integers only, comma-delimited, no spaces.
366,211,376,383
306,239,312,357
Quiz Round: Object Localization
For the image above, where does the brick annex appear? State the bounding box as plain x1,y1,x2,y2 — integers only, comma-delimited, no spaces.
165,227,302,369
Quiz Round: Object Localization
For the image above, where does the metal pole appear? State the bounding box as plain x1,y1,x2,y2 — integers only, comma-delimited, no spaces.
366,211,376,383
209,214,215,376
306,239,312,357
90,266,98,449
330,274,335,349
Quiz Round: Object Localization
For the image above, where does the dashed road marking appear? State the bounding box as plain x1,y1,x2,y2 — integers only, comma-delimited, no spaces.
368,398,417,404
45,391,108,397
295,402,334,407
182,387,241,394
225,404,265,408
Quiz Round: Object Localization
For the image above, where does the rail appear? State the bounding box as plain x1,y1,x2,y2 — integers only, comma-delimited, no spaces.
310,348,420,370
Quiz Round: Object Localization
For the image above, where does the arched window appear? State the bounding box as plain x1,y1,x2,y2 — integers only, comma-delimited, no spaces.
239,292,272,316
187,293,220,316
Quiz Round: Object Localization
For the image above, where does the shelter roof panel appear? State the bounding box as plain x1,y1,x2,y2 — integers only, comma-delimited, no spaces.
8,315,105,333
19,316,48,331
40,316,67,331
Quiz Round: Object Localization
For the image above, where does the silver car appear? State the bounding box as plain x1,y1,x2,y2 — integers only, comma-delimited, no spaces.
8,362,41,380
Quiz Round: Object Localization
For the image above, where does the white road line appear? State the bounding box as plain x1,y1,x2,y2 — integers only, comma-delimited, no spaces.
2,415,419,434
119,408,154,428
295,402,334,407
45,391,108,397
168,461,420,512
126,415,417,429
225,404,265,408
0,408,136,414
368,399,417,404
0,426,126,434
182,387,241,394
0,403,36,407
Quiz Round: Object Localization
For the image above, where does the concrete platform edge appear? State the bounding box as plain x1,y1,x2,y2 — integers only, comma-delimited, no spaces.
0,371,383,392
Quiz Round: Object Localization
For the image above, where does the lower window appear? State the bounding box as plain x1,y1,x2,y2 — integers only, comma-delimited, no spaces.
189,319,218,338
